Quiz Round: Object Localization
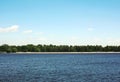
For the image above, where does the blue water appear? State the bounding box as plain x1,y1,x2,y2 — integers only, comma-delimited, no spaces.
0,53,120,82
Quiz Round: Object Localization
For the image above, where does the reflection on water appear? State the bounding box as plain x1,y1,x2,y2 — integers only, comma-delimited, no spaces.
0,54,120,82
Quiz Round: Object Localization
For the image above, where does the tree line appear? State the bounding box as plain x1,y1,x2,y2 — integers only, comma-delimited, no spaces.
0,44,120,53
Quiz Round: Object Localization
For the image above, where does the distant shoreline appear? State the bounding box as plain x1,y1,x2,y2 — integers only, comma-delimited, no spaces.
15,52,120,54
1,52,120,54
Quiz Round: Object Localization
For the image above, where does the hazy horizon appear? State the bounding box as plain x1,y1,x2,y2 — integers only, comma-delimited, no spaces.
0,0,120,46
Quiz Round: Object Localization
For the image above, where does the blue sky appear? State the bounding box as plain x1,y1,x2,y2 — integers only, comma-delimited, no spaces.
0,0,120,46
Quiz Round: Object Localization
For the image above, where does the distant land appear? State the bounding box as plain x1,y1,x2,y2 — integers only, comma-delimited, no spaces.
0,44,120,53
15,52,120,54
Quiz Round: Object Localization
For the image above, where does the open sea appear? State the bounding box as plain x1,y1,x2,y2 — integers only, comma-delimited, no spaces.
0,53,120,82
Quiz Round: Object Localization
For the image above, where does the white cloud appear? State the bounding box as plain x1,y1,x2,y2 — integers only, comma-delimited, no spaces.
37,37,47,41
105,38,120,46
35,32,43,35
0,25,19,33
18,36,48,45
87,27,94,31
23,30,33,34
71,36,79,40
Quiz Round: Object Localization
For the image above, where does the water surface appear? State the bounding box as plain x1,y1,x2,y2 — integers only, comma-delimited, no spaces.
0,53,120,82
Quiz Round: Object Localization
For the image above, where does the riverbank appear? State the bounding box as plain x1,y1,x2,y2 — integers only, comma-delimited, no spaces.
1,52,120,54
14,52,120,54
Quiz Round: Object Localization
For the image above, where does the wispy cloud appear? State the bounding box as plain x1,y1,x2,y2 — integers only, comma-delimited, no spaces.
37,37,47,41
23,30,33,34
87,27,94,31
0,25,19,33
35,32,43,35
